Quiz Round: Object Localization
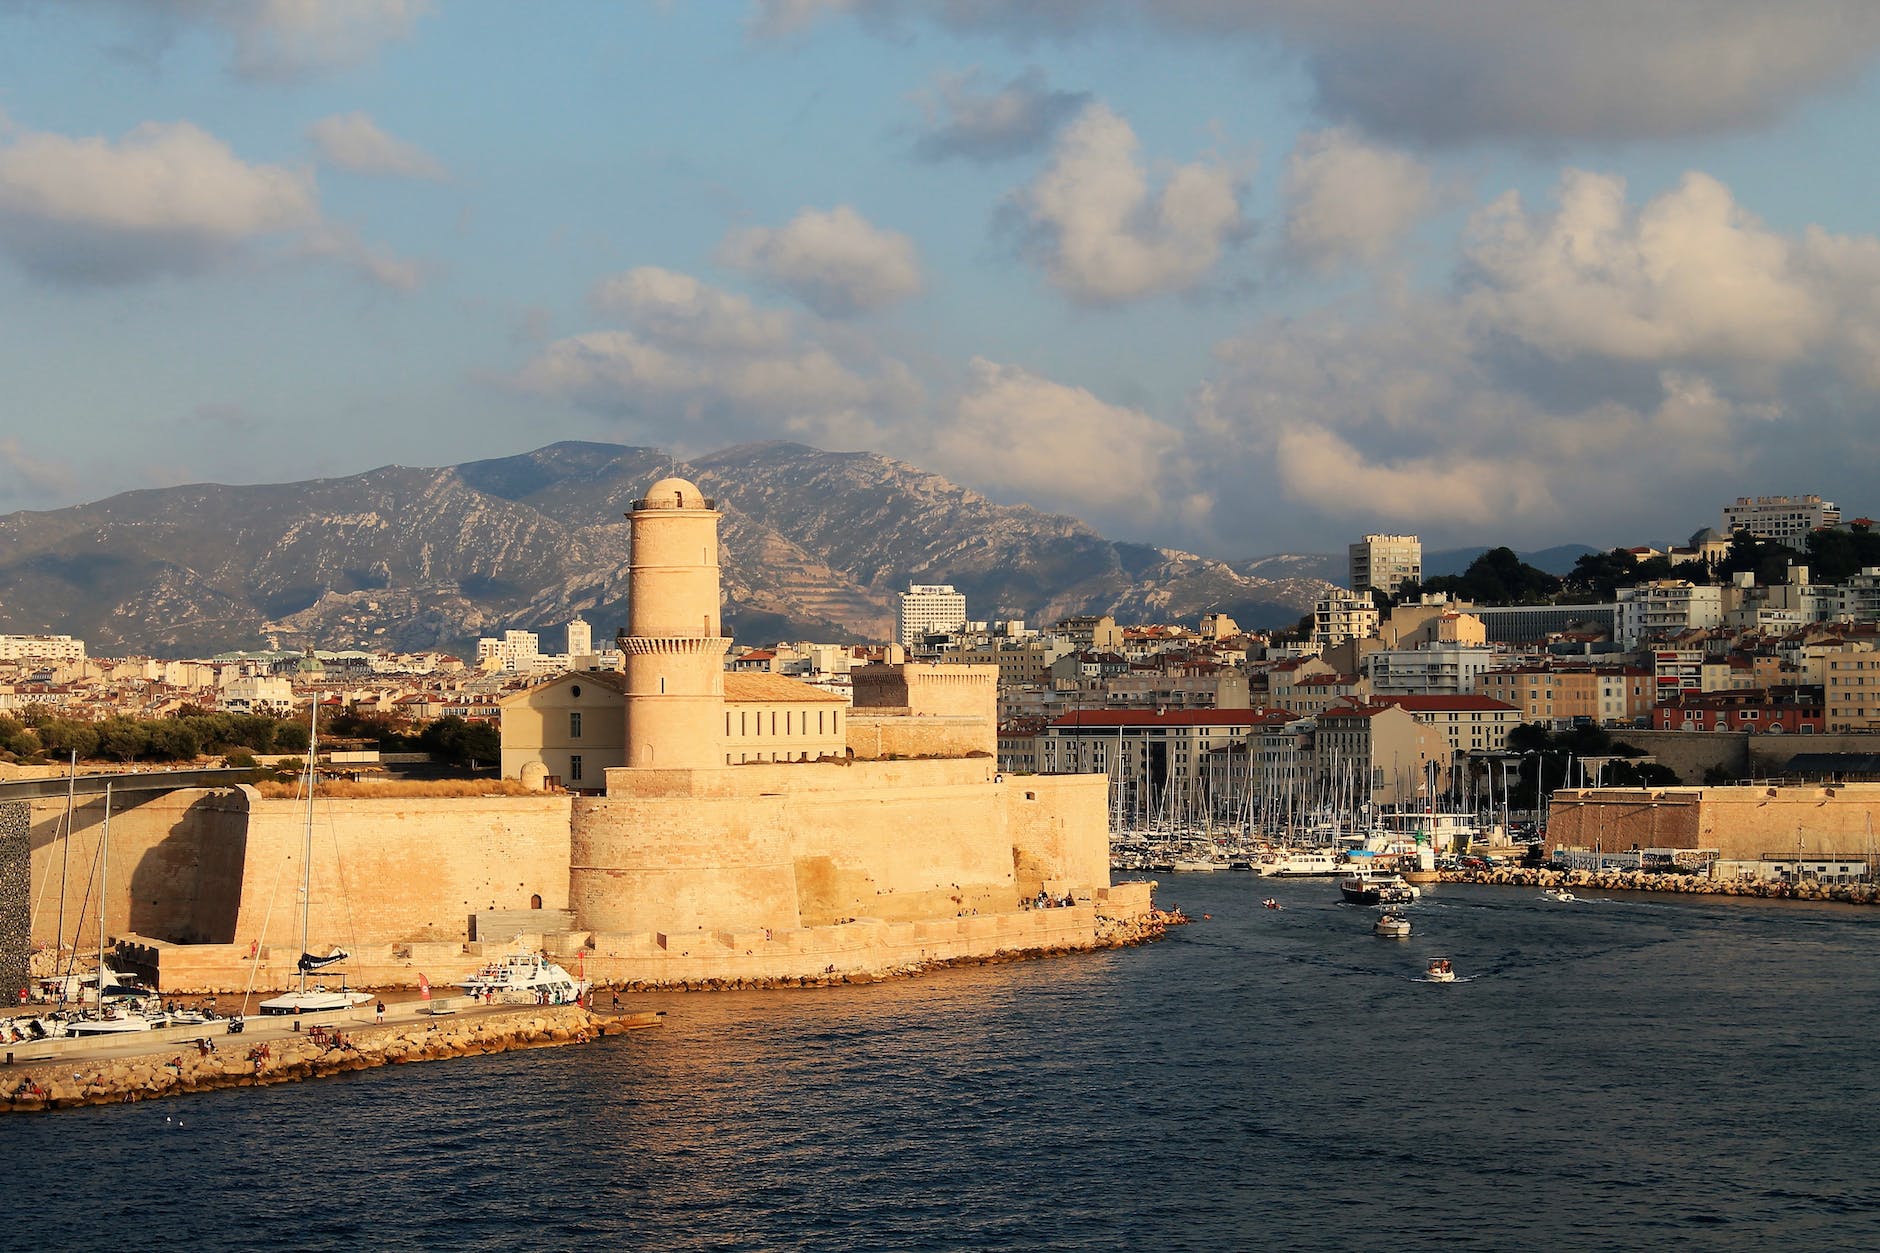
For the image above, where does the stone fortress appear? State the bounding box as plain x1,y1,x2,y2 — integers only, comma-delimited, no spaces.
12,471,1150,994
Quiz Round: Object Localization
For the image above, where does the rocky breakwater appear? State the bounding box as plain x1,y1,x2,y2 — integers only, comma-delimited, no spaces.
609,907,1191,994
3,1006,658,1114
1441,866,1880,906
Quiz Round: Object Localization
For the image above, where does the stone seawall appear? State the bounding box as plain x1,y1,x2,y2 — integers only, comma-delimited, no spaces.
2,1005,652,1114
1442,866,1880,905
605,906,1189,992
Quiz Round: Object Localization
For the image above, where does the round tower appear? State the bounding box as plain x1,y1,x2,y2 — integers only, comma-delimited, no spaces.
622,475,729,769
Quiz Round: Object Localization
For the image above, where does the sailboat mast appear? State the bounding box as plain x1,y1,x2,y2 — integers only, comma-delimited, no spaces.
54,750,76,998
298,698,317,993
98,780,111,1008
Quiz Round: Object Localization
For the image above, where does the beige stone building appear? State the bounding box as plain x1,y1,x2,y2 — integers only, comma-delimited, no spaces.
1313,704,1450,807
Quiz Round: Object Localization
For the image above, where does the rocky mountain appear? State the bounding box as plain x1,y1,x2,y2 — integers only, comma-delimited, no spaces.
0,441,1336,657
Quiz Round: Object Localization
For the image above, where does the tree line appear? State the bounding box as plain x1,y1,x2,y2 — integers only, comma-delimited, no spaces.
0,706,498,770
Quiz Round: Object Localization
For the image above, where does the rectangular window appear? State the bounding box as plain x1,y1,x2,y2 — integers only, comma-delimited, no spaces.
569,711,582,738
569,754,583,782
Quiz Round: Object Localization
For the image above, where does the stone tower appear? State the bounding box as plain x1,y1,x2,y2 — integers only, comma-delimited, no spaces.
622,475,729,769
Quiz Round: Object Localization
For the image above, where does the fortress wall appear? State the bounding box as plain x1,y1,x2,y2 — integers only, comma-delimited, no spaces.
603,756,997,799
1005,773,1111,893
846,713,995,761
228,791,573,951
1546,785,1880,860
569,795,801,936
27,789,252,950
782,778,1017,927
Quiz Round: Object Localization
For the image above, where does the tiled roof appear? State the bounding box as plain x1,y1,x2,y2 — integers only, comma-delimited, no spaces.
723,672,847,703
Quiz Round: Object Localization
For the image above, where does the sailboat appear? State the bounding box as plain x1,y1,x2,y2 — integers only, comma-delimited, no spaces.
63,781,170,1036
258,700,373,1016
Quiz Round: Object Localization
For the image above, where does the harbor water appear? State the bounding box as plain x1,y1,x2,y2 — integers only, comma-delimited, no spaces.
11,876,1880,1251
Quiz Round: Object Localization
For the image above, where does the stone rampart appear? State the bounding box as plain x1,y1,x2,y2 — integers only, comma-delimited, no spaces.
1547,783,1880,861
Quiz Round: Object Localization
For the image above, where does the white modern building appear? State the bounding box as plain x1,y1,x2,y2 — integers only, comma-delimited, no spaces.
1363,642,1501,697
1616,581,1725,646
567,616,592,658
1349,534,1422,597
1312,588,1380,647
0,634,86,663
896,583,968,648
1723,495,1839,548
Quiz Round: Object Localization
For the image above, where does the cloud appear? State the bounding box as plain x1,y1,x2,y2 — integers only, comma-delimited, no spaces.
0,120,316,283
1281,128,1432,270
718,206,922,317
1185,163,1880,547
927,358,1186,521
1461,169,1880,383
308,112,446,180
121,0,433,81
757,1,1880,146
516,268,922,449
911,67,1090,162
1010,102,1244,304
300,221,427,291
0,118,422,288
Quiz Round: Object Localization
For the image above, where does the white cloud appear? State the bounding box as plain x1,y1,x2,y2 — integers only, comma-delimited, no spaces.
719,205,922,317
1463,170,1880,386
758,1,1880,146
928,358,1185,521
0,120,316,282
308,112,446,180
1282,128,1432,270
517,269,921,450
911,66,1089,162
0,118,421,288
1012,102,1243,304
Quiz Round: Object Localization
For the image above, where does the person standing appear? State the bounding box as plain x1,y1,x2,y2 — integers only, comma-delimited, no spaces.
375,1000,386,1024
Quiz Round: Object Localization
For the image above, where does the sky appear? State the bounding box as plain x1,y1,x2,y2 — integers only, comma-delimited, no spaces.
2,2,1879,559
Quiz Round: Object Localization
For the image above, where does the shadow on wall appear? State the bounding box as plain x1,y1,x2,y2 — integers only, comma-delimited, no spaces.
125,792,248,945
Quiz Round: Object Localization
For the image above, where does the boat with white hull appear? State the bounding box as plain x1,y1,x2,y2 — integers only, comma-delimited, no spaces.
461,948,591,1005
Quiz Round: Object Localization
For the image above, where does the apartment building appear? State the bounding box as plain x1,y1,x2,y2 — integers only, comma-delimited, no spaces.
1723,494,1839,548
1312,588,1380,647
896,583,968,648
1823,646,1880,731
1617,581,1725,646
1348,533,1422,596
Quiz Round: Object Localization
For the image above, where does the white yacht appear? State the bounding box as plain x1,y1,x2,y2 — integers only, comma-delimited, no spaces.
461,949,591,1004
1261,850,1342,878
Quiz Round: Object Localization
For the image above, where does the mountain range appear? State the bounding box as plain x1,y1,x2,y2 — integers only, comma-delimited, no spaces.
0,441,1348,658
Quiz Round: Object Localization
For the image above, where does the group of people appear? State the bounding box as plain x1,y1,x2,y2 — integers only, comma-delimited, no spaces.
1028,889,1078,910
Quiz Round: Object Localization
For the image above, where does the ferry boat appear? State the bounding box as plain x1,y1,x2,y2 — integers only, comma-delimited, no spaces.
1338,869,1422,905
461,949,592,1004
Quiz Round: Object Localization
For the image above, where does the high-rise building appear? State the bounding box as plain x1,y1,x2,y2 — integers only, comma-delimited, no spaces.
1349,534,1422,597
896,583,967,647
1312,588,1380,647
567,616,592,658
1722,495,1839,549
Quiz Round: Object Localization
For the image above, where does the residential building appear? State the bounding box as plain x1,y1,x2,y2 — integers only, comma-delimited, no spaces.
0,634,86,663
567,616,592,659
1723,494,1839,548
1365,642,1501,697
1040,707,1293,819
1822,645,1880,731
1616,581,1725,646
1477,665,1653,728
896,583,968,648
1651,687,1824,735
1349,533,1422,596
1312,588,1379,647
1313,704,1451,808
1366,693,1522,757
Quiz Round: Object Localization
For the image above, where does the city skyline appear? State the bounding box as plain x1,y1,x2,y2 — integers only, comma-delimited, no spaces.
3,3,1879,556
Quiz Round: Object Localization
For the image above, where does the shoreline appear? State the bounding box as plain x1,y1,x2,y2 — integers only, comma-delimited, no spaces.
3,1004,657,1115
1440,865,1880,905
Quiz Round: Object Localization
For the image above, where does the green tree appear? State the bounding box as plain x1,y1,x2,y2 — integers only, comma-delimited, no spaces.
1805,522,1880,583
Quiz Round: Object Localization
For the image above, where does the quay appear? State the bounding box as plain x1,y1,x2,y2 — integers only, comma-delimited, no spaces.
1442,865,1880,905
1,997,662,1114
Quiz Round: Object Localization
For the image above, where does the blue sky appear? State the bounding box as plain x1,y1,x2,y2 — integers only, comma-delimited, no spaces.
2,1,1878,558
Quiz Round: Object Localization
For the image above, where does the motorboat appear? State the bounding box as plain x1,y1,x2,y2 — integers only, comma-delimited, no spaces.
1339,868,1421,905
461,948,591,1005
1261,898,1283,911
1262,850,1342,878
1425,957,1457,983
63,1004,170,1036
1374,912,1411,939
1543,888,1578,903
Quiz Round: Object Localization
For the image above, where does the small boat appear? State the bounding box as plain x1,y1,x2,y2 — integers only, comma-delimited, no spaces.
1425,957,1457,983
1374,912,1411,939
1543,888,1578,903
1262,898,1283,911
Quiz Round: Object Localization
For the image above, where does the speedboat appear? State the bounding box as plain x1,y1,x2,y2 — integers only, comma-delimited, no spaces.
1261,898,1283,910
461,948,591,1004
1543,888,1578,903
1425,957,1457,983
1374,912,1411,939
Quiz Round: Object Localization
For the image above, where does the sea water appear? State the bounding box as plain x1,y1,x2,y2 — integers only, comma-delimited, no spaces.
10,877,1880,1251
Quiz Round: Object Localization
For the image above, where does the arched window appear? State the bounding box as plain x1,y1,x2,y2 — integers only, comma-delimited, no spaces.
530,893,543,910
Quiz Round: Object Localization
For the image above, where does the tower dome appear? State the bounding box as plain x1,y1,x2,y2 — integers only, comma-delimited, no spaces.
635,476,711,510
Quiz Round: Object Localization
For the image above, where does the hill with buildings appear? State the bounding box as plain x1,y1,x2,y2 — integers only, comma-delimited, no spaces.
0,441,1335,656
